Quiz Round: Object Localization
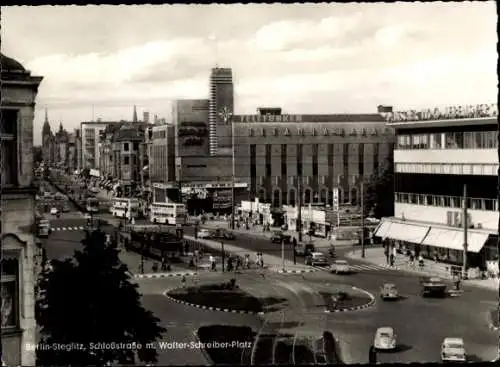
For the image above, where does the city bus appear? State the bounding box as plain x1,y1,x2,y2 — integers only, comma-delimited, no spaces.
149,202,187,225
37,219,50,238
86,197,100,213
111,197,140,219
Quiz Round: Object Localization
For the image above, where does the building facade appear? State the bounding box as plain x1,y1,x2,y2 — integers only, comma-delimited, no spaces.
209,67,234,156
1,53,43,367
231,108,395,208
374,103,498,273
80,121,116,170
148,123,176,185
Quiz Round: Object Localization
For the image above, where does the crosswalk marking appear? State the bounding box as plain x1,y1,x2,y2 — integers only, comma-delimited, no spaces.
313,263,402,273
50,226,85,232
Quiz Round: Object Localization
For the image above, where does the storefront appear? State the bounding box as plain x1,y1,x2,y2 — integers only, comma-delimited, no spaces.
282,205,330,238
374,218,493,269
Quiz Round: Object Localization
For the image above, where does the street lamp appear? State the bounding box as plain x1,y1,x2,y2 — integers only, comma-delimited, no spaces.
219,106,235,230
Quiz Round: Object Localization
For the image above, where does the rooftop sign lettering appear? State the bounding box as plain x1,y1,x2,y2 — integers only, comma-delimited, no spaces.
387,103,498,123
237,114,303,123
246,127,388,137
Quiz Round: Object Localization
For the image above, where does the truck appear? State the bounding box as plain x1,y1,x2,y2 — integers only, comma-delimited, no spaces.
420,276,448,297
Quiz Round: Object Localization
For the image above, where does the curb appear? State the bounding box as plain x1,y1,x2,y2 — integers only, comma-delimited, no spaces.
324,286,376,314
163,290,265,316
192,330,214,365
276,268,317,274
134,272,198,279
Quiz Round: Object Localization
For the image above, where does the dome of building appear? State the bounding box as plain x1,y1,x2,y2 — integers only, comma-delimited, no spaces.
0,53,26,71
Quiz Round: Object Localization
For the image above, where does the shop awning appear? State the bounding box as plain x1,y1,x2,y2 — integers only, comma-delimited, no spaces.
373,220,392,238
382,221,431,244
421,227,489,253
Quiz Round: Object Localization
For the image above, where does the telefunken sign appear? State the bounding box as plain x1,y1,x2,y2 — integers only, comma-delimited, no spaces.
387,103,498,123
237,114,303,123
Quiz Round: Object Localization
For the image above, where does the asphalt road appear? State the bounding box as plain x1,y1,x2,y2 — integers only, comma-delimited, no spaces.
182,228,499,363
40,178,498,364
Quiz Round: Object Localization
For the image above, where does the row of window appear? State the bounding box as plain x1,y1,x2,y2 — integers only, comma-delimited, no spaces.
395,192,498,211
395,163,498,176
123,142,140,152
397,131,497,150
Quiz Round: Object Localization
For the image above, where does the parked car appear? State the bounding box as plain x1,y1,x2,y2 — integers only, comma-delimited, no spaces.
305,252,329,267
330,260,351,274
197,229,211,239
420,276,447,297
441,337,466,362
62,205,70,213
295,242,315,257
271,230,291,244
50,207,59,215
373,327,397,351
380,283,399,300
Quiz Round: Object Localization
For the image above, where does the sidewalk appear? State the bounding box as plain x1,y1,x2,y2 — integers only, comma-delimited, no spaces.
346,247,499,291
118,248,190,276
201,220,341,250
184,234,314,274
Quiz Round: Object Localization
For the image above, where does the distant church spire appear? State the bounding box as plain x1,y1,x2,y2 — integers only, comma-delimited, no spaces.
45,106,49,123
133,105,138,123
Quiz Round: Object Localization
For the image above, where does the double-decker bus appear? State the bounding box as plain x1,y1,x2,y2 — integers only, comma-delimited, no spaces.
149,202,187,225
86,197,100,213
111,197,140,219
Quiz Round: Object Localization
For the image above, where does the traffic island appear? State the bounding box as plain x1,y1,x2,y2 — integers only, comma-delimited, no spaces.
197,325,256,365
322,285,375,313
165,280,286,315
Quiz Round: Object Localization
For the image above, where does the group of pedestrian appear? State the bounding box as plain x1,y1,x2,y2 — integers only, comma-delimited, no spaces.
255,252,264,268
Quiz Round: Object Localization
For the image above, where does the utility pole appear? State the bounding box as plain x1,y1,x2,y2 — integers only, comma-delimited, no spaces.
221,240,225,272
281,239,285,272
361,181,365,258
297,175,303,242
220,106,235,230
462,184,468,279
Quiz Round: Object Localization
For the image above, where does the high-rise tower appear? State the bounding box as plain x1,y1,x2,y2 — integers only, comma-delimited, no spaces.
208,67,234,156
133,105,138,123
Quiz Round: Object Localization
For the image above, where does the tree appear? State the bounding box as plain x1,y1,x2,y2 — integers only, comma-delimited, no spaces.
363,150,395,219
36,229,166,366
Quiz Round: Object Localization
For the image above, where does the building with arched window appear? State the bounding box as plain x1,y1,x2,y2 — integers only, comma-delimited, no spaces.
1,53,43,367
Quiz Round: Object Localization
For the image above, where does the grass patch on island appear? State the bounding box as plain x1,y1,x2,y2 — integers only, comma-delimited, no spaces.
197,325,255,365
320,290,372,312
167,281,266,313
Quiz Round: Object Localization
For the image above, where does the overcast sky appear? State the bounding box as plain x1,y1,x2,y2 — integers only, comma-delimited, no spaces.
2,3,497,145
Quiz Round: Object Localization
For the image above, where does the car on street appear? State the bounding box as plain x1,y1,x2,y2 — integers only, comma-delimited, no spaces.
197,229,211,239
330,260,351,274
441,337,467,362
295,242,315,257
50,207,59,215
373,327,397,351
380,283,399,300
305,251,329,267
210,228,236,240
62,205,70,213
420,276,448,297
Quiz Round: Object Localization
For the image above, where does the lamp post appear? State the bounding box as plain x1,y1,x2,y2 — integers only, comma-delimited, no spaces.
219,106,235,230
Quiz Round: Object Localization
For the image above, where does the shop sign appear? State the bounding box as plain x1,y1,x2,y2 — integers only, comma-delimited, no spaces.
247,127,354,137
332,188,339,211
239,114,303,123
387,103,498,122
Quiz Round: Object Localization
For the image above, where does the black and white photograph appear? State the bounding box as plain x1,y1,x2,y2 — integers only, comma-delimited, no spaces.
1,2,498,366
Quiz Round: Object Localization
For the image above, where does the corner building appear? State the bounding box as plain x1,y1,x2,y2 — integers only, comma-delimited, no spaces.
374,103,498,273
1,53,43,367
232,108,395,207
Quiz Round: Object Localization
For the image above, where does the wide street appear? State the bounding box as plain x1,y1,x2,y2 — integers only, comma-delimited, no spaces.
38,177,498,364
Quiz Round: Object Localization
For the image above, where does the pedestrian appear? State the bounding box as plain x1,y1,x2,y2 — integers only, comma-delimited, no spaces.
418,254,424,269
255,252,261,267
161,254,167,271
209,255,215,271
389,253,395,267
368,345,377,364
384,247,389,265
260,253,264,268
244,254,250,269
